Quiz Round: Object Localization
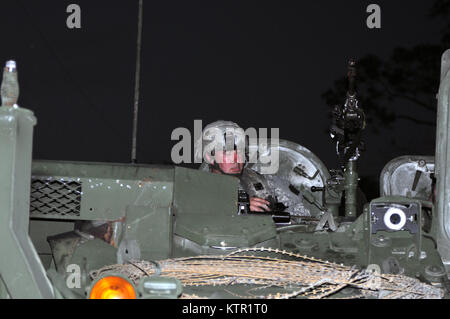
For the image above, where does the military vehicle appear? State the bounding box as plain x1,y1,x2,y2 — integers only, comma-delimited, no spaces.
1,49,450,299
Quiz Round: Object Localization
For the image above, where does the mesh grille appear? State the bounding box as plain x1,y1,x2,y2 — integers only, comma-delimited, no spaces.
30,177,82,217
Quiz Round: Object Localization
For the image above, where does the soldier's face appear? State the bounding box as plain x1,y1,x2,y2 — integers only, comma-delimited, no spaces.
214,150,244,174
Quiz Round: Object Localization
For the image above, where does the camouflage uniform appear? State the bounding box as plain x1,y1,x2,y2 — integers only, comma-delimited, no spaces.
196,120,277,206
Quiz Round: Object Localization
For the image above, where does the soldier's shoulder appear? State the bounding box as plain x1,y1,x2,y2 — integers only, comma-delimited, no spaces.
241,167,270,186
243,167,269,178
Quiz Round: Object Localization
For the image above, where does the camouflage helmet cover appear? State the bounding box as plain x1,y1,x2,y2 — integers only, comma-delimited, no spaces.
194,120,247,165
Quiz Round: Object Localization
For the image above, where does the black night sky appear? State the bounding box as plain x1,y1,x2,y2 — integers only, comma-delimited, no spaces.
1,1,445,196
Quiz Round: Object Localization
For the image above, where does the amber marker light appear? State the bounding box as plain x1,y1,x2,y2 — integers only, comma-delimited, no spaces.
89,275,137,299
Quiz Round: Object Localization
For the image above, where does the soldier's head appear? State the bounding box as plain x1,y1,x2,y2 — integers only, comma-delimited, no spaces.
195,120,247,176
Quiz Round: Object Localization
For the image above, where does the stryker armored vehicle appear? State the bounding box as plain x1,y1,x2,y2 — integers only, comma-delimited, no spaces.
1,50,450,299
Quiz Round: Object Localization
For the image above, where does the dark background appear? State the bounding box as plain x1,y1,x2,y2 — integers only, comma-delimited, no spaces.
1,1,446,198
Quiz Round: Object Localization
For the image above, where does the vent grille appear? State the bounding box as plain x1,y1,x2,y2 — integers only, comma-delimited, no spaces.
30,177,82,217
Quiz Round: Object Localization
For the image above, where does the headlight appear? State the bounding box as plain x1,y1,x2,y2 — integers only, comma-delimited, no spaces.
383,207,407,231
370,201,419,234
89,275,136,299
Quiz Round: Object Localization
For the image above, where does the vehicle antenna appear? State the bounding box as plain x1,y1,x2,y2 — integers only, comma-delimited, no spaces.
131,0,144,164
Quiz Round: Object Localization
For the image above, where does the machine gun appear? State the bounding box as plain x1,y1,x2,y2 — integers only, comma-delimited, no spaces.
330,59,366,165
328,59,366,219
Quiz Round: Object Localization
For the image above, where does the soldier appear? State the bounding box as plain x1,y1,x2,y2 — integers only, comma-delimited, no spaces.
195,120,276,212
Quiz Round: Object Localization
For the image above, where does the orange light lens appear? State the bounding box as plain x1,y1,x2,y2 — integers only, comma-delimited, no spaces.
89,276,136,299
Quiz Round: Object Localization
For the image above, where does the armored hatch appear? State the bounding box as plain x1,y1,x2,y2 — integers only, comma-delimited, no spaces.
200,139,342,218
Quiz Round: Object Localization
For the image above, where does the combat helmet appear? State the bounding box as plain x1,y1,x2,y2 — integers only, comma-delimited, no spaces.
195,120,247,175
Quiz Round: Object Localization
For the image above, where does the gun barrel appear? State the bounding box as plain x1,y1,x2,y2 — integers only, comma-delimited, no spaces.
347,59,357,96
